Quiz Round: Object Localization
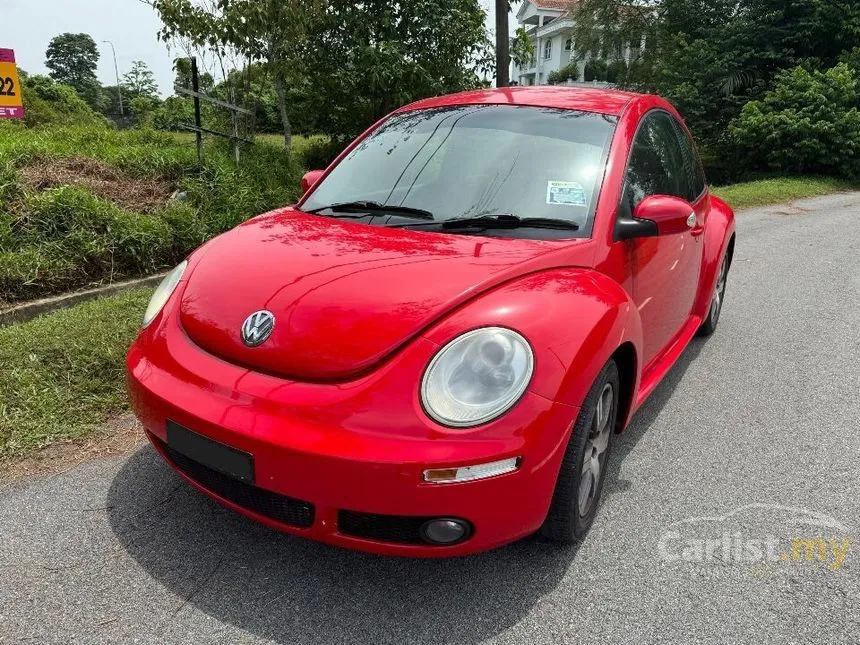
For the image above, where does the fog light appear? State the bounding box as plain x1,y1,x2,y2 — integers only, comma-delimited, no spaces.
423,457,520,484
420,518,471,545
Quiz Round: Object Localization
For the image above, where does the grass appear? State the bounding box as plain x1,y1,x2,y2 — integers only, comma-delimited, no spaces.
257,133,329,155
0,288,150,459
171,131,326,156
712,176,857,210
0,121,305,306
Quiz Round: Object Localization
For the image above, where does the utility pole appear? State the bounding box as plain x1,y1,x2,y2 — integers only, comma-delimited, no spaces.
190,57,203,166
495,0,510,87
101,40,124,117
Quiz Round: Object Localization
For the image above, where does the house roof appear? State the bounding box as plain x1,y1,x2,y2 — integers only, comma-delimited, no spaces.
517,0,571,20
399,86,641,117
530,0,571,9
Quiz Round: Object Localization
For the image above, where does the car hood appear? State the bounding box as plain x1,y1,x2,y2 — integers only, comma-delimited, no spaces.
179,208,594,380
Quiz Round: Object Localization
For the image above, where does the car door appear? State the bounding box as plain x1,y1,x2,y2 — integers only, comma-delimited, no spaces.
620,110,705,367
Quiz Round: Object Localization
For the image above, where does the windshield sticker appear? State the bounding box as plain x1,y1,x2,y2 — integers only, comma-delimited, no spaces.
546,181,587,207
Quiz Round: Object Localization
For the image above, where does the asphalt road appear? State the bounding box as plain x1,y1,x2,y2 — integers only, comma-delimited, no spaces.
2,193,859,644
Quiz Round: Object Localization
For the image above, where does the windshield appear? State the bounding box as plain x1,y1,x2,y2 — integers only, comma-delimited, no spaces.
301,105,616,237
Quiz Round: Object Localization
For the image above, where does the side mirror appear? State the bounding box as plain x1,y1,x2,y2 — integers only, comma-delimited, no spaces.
300,169,325,196
616,194,695,240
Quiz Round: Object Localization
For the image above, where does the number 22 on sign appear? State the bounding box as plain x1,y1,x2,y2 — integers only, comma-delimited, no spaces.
0,48,25,120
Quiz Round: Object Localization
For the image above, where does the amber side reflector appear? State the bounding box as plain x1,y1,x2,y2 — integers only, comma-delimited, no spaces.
423,457,520,484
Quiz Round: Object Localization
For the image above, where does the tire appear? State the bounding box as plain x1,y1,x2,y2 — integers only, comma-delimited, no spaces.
697,252,729,337
541,359,620,543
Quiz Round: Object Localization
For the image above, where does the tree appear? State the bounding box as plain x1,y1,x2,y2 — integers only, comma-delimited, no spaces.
122,60,159,99
567,0,860,157
150,0,321,149
128,95,162,126
172,57,213,92
99,85,123,117
302,0,488,141
510,26,536,70
151,0,487,147
45,33,103,108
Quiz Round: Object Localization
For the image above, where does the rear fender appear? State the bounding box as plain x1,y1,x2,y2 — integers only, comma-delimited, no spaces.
693,195,736,320
423,269,643,419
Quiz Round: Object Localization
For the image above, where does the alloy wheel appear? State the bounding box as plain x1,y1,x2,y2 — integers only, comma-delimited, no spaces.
710,258,728,323
578,383,614,517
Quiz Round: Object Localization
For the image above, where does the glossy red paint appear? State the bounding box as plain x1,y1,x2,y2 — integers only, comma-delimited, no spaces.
634,195,697,236
400,86,638,116
127,87,735,556
300,169,324,195
178,212,592,381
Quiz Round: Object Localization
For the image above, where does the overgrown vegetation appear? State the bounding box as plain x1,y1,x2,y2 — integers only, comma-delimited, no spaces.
0,288,150,459
18,71,110,128
0,120,304,305
149,0,491,145
730,64,860,178
569,0,860,183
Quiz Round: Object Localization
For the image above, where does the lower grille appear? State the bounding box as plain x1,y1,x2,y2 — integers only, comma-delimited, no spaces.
338,510,471,545
160,440,315,528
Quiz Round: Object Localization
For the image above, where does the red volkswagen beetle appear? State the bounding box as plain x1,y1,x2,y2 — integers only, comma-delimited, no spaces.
127,87,734,556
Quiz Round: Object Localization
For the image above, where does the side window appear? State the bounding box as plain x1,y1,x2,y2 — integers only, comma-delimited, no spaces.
671,118,706,201
620,111,692,216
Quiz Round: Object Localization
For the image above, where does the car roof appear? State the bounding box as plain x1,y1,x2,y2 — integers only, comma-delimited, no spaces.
399,86,643,117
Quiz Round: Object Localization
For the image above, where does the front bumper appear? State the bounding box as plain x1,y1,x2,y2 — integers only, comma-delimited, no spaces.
127,308,579,557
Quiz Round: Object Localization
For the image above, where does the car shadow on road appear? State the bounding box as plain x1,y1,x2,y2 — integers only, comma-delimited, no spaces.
108,448,576,644
106,339,704,645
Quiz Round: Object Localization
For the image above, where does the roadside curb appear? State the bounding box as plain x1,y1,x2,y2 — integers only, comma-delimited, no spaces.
0,273,166,327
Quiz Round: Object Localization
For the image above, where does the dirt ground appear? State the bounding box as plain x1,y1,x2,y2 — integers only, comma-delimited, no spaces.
19,156,175,213
0,413,145,487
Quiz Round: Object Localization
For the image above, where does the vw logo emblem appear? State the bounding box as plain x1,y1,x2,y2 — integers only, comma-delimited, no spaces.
241,310,275,347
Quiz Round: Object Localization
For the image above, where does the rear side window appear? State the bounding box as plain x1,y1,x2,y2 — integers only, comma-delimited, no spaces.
620,110,692,215
671,118,706,201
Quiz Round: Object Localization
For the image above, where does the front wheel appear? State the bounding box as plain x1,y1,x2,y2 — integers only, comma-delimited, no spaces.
697,253,729,337
541,360,620,543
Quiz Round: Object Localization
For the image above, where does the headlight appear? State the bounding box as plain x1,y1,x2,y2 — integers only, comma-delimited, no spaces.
421,327,534,428
142,260,187,327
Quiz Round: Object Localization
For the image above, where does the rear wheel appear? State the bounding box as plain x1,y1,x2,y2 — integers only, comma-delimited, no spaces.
541,360,620,543
698,253,729,337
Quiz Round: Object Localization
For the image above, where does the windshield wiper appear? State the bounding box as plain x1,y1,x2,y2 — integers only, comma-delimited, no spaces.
389,213,580,231
304,200,434,220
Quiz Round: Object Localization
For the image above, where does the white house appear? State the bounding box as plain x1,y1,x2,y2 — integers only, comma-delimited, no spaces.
510,0,637,87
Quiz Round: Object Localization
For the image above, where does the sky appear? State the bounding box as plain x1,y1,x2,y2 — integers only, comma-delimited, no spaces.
5,0,519,97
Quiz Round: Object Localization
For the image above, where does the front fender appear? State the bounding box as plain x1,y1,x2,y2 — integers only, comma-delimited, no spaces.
693,195,736,320
422,269,643,412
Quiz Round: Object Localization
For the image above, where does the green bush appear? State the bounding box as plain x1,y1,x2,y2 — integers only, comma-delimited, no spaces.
20,74,110,128
150,96,196,131
548,61,580,85
584,59,608,82
128,96,161,127
729,63,860,177
606,60,628,84
297,137,343,170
